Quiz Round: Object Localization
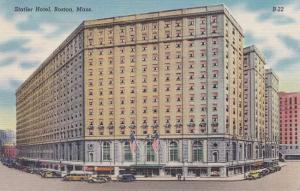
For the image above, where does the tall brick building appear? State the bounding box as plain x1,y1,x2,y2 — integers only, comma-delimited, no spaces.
279,92,300,160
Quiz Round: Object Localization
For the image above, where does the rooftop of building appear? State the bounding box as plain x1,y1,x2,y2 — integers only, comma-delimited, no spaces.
16,4,244,94
243,45,266,64
83,4,243,32
279,91,300,96
265,68,279,81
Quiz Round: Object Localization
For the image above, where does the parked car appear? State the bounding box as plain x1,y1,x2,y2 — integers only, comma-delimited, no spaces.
274,165,281,171
87,175,107,183
279,158,285,162
246,171,261,180
63,171,91,181
96,175,111,182
118,174,136,182
42,171,61,178
268,167,276,173
22,167,34,174
257,168,270,176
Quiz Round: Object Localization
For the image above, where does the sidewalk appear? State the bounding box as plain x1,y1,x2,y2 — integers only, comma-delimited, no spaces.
112,164,288,182
133,174,246,182
279,162,287,167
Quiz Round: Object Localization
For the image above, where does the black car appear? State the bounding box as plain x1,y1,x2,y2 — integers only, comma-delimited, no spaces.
118,174,136,182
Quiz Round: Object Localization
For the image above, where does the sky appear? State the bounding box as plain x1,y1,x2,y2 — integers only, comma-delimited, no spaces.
0,0,299,131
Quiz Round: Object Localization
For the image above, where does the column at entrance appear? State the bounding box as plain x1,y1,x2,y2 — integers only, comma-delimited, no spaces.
159,168,165,176
114,166,120,176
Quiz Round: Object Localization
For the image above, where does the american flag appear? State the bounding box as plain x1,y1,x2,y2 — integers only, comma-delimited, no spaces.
130,132,137,154
152,132,160,153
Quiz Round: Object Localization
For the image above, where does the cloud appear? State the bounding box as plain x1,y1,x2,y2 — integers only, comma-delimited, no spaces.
230,2,300,91
0,57,16,67
20,61,38,69
0,39,30,53
0,12,72,91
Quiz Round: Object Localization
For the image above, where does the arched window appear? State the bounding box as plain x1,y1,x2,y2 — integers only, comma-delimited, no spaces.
147,142,155,162
124,142,132,161
192,141,203,161
89,152,94,162
169,141,178,161
212,151,218,162
103,142,111,161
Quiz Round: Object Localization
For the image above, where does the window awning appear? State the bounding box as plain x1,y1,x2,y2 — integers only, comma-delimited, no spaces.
130,164,165,168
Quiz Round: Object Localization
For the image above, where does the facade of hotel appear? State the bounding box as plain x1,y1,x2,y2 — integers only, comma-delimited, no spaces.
279,92,300,160
16,4,278,177
265,69,279,159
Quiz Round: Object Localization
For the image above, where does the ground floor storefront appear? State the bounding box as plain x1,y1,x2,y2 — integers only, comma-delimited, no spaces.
17,137,279,178
17,157,278,178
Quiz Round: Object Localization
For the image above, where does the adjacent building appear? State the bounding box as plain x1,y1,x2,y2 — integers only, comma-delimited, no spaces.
243,45,266,160
0,129,16,159
279,92,300,160
265,69,279,159
16,4,278,177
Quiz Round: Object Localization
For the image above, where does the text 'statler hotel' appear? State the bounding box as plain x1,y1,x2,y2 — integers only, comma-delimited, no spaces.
16,4,279,177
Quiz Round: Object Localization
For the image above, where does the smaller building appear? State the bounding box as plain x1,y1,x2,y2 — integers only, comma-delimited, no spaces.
2,145,17,159
0,129,16,159
243,45,266,159
279,92,300,160
265,69,279,159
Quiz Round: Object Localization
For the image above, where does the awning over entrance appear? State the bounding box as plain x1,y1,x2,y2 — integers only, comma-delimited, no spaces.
251,161,264,167
130,164,165,168
264,159,275,163
84,166,114,172
95,166,114,172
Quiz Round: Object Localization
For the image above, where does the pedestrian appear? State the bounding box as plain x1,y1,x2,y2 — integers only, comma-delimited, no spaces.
177,173,182,181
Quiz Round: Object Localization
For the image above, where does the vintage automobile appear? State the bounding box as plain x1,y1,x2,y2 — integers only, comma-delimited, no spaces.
274,165,282,171
118,174,136,182
257,168,270,176
87,175,107,183
41,171,61,178
62,171,91,181
246,171,261,180
268,167,277,173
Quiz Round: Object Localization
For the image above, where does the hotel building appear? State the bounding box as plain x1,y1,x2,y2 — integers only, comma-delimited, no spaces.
17,4,256,177
243,45,266,160
279,92,300,160
265,69,279,159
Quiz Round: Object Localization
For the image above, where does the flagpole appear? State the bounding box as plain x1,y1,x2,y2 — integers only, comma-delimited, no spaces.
135,131,137,169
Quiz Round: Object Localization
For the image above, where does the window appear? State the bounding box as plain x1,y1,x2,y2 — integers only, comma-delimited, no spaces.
232,142,237,160
146,142,155,162
192,141,203,162
169,141,179,161
124,142,132,161
212,151,218,162
103,142,111,161
226,151,229,162
89,152,94,162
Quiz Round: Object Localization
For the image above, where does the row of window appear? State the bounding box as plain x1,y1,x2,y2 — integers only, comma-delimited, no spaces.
87,141,203,162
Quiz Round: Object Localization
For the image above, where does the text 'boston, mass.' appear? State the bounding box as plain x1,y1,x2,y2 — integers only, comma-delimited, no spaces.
14,6,92,12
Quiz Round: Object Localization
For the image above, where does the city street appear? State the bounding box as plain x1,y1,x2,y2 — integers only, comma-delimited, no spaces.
0,162,299,191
